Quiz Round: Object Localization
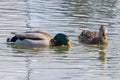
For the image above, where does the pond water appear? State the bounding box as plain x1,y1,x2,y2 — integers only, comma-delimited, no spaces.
0,0,120,80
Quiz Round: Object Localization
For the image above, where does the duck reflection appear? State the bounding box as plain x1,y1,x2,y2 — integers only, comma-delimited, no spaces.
99,50,107,63
98,44,108,63
80,43,108,63
7,42,71,54
51,46,71,53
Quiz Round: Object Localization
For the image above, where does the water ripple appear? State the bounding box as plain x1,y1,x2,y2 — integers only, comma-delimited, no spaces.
0,0,120,80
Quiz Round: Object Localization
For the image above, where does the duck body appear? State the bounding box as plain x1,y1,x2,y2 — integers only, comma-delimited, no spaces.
79,25,108,44
7,31,52,47
7,31,71,47
79,30,99,44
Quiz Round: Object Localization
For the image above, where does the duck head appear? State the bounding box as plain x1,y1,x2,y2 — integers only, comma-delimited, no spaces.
99,25,107,37
52,33,71,48
99,25,108,44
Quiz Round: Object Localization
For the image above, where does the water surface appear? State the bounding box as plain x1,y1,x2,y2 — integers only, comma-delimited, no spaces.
0,0,120,80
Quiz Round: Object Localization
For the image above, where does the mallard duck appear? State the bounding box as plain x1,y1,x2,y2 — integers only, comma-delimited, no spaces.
7,31,71,48
78,25,108,44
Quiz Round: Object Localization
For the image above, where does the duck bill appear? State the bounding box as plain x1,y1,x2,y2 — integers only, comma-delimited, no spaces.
67,42,71,48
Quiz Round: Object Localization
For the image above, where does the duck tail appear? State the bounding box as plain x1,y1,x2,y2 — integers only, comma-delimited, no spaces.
7,36,18,42
7,38,11,42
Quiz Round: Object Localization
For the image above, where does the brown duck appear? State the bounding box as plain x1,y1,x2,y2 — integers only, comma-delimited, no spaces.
78,25,108,44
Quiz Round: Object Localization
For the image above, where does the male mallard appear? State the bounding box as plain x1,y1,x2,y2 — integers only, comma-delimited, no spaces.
7,31,71,48
78,25,108,44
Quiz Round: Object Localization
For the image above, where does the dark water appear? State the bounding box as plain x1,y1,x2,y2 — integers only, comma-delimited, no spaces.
0,0,120,80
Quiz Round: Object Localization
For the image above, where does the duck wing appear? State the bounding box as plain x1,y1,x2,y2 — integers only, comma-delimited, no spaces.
81,30,98,38
13,31,52,41
79,30,99,43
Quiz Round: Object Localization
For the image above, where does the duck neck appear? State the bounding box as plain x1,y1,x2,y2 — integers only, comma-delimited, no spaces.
98,35,108,44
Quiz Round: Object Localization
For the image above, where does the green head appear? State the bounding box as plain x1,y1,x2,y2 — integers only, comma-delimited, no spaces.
53,33,70,46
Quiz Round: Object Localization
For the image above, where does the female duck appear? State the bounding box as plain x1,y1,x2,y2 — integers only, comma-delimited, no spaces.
7,31,71,48
78,25,108,44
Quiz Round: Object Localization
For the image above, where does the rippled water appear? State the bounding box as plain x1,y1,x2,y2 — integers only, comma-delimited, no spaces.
0,0,120,80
